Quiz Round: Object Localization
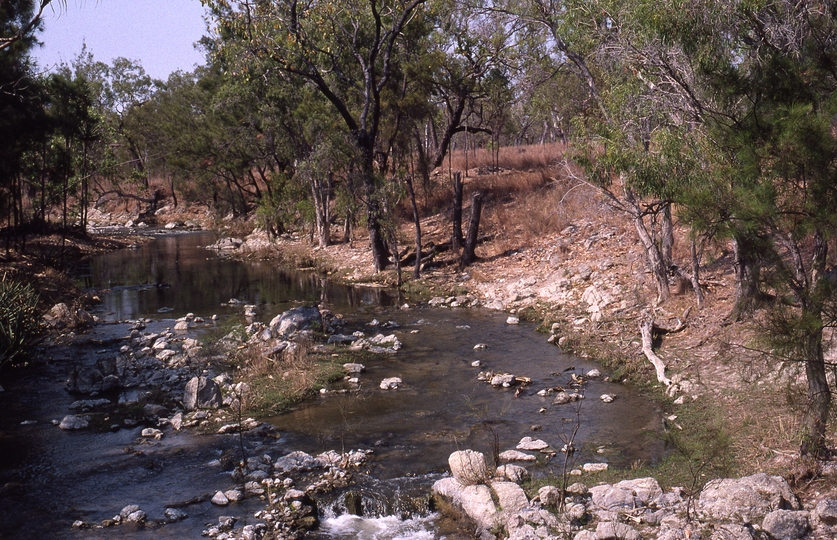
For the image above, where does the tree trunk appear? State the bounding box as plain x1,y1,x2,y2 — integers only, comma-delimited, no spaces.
452,172,464,251
635,214,670,303
661,203,674,268
311,173,331,248
801,319,830,458
405,174,421,280
357,139,389,271
640,315,672,386
800,230,830,458
363,177,390,271
460,191,483,270
731,235,761,319
392,235,402,287
689,238,705,308
342,214,352,244
624,189,670,303
431,93,467,170
413,127,431,193
169,173,178,209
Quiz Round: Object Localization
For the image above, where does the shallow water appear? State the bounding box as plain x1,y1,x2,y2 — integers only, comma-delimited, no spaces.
273,306,662,479
0,232,663,539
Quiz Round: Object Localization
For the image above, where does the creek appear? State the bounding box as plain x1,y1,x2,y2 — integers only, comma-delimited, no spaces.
0,231,663,539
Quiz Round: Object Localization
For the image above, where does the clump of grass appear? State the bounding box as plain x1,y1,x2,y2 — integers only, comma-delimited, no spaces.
200,316,247,347
235,339,347,416
0,272,42,369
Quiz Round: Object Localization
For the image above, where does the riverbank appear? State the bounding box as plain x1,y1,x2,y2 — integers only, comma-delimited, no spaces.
187,198,837,503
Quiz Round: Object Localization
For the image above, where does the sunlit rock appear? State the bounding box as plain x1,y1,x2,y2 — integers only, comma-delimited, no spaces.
516,437,549,451
269,306,322,339
380,377,402,390
449,450,487,485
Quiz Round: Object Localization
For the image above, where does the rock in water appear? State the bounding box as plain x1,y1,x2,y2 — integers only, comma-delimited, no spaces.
183,377,223,410
380,377,402,390
516,436,549,451
59,415,88,430
269,306,322,338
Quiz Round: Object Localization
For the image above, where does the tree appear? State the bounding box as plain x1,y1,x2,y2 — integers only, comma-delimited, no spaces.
204,0,431,271
0,0,62,52
415,0,515,171
567,0,837,457
1,0,51,239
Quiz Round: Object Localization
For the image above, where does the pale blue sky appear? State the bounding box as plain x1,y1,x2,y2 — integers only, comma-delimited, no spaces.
34,0,209,81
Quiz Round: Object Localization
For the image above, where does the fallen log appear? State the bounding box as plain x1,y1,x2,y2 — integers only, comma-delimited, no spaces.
640,314,672,386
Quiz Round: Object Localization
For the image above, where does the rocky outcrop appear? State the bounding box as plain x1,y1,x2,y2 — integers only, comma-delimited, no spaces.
433,450,837,540
697,473,800,523
43,303,94,329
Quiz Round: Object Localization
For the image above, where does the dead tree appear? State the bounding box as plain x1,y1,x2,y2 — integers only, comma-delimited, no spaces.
639,308,692,386
639,315,672,387
460,191,483,270
452,172,464,251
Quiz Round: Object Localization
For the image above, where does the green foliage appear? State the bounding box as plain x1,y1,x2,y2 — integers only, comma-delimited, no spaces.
0,273,42,369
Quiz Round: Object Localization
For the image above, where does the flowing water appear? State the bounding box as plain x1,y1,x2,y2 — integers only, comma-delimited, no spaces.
0,231,663,539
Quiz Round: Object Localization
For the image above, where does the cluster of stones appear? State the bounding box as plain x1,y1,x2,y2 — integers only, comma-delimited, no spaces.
54,300,418,538
206,231,276,257
71,502,189,531
56,315,219,431
202,449,371,540
434,448,837,540
69,447,371,538
428,295,479,308
54,302,409,433
474,349,616,411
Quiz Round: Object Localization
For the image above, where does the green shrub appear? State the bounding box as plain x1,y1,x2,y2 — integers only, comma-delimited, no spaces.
0,273,42,369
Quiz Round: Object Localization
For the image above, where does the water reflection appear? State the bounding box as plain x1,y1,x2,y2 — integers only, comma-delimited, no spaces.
76,232,396,321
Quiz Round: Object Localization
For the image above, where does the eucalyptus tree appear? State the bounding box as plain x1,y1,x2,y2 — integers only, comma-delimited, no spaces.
1,0,50,234
41,70,100,231
203,0,432,271
416,0,519,171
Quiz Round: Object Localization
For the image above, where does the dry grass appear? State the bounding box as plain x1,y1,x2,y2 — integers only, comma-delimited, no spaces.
480,175,600,252
448,142,567,172
234,340,325,415
406,142,597,252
